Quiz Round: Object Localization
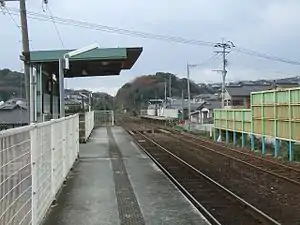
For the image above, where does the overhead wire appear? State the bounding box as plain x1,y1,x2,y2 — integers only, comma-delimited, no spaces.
3,7,300,66
1,5,21,31
229,60,300,78
191,53,223,67
42,2,65,48
6,7,216,48
233,46,300,66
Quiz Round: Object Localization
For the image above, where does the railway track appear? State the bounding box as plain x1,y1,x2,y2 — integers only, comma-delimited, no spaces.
123,118,300,185
128,129,280,225
128,117,300,187
166,129,300,186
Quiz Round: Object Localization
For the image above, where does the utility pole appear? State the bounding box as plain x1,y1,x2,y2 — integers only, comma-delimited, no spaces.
187,64,191,121
169,74,172,101
2,0,31,122
164,78,167,117
181,89,184,120
214,40,235,108
186,63,200,121
164,78,167,104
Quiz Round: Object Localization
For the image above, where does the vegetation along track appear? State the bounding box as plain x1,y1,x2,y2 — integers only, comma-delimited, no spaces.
126,127,281,225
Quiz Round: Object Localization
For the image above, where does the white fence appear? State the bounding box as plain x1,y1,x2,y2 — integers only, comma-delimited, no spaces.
0,114,79,225
79,111,95,142
84,111,94,140
94,110,114,127
141,108,179,118
179,123,213,137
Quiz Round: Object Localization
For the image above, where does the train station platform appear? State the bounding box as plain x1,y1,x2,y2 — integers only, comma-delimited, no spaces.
42,126,209,225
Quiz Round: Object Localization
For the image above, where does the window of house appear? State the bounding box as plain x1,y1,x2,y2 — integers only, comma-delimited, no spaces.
224,99,231,106
232,99,244,106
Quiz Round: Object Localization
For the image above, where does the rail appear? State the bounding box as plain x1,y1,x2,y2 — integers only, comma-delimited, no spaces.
130,129,280,225
171,130,300,186
0,114,79,225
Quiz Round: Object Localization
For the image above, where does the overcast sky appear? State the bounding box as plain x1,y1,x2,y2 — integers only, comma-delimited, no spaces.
1,0,300,96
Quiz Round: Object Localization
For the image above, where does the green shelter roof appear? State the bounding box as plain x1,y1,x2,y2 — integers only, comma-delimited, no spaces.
29,47,142,78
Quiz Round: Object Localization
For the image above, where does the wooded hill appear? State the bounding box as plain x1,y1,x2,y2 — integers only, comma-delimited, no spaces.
115,72,214,110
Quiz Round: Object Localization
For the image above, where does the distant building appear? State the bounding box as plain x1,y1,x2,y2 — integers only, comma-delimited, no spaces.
0,98,28,130
145,98,204,119
168,99,204,119
224,83,299,109
190,100,222,124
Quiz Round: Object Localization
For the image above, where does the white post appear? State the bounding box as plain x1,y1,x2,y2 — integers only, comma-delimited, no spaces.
75,115,80,155
187,64,191,122
50,121,56,201
30,126,38,225
59,59,65,118
112,111,115,126
37,65,43,122
62,117,67,177
29,66,36,124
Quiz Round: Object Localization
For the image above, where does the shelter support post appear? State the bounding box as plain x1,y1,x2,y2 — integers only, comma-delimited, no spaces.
59,59,65,118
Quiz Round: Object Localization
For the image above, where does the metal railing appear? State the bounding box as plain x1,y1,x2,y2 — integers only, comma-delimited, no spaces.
0,114,79,225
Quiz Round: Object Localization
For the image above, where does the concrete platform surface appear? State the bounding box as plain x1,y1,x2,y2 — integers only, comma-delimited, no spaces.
42,126,209,225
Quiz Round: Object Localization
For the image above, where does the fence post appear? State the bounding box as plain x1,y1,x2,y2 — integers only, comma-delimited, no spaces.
241,133,245,148
50,121,56,203
226,130,229,144
233,131,236,146
251,134,255,151
30,126,38,225
62,118,67,177
213,128,217,142
112,111,115,126
262,136,266,155
274,138,279,158
76,115,80,156
289,141,294,162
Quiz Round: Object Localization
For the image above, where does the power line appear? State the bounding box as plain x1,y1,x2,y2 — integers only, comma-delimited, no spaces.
229,60,300,78
1,5,21,31
4,7,300,66
42,2,65,48
234,46,300,66
6,7,215,47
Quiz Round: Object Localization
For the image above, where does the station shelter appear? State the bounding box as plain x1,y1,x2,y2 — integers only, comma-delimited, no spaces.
28,45,143,122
